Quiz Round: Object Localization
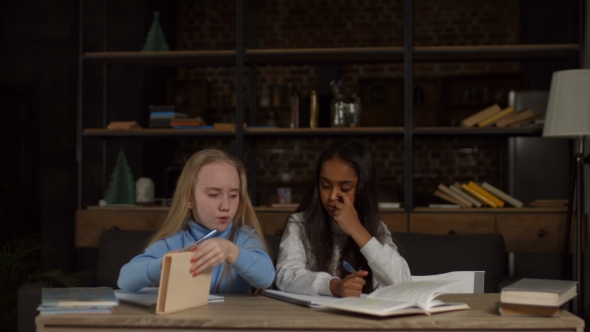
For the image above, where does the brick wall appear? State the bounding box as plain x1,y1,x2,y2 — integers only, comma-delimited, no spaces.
172,0,520,205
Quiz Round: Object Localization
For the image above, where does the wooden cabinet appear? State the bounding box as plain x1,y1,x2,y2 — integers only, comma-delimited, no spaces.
410,213,495,235
76,207,572,254
75,208,168,247
496,213,568,253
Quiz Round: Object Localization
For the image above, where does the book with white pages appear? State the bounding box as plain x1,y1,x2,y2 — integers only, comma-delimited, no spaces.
412,271,484,294
318,280,469,317
115,287,224,307
260,289,340,308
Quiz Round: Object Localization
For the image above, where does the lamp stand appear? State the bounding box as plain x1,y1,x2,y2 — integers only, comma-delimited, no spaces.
560,136,586,319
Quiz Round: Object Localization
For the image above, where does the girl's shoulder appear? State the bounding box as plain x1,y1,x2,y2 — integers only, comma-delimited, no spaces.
287,212,305,223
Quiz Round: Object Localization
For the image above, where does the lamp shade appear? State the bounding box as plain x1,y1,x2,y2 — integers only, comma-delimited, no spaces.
543,69,590,137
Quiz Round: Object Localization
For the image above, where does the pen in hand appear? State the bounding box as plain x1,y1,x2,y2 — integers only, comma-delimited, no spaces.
180,229,219,252
343,260,361,277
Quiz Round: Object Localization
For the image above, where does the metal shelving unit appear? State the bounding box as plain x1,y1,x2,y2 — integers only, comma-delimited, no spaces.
77,0,582,211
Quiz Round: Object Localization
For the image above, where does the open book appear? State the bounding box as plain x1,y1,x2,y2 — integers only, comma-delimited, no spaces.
318,280,469,317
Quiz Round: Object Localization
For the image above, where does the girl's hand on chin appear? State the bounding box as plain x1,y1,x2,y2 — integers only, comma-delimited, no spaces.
188,238,239,276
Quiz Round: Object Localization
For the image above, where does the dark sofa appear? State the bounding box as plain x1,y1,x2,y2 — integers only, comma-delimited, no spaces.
392,232,508,293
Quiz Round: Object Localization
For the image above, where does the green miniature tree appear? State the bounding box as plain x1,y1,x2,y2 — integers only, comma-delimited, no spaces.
104,150,136,205
141,11,170,51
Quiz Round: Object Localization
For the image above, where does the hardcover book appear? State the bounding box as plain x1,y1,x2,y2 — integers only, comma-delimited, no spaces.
477,106,514,127
495,108,534,127
451,183,482,207
461,104,502,127
460,183,496,207
466,181,505,208
498,302,560,317
481,182,523,208
41,287,118,307
434,189,466,207
501,278,578,307
437,184,473,208
156,252,212,314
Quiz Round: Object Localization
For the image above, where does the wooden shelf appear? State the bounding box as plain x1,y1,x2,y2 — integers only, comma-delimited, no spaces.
244,127,405,137
83,44,579,66
82,128,236,138
413,44,579,62
413,207,567,213
83,50,236,66
413,126,543,136
81,126,543,138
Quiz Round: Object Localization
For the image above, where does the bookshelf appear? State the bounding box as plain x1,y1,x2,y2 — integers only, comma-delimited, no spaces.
77,0,581,228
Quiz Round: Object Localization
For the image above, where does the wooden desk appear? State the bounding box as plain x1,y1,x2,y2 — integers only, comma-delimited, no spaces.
36,294,584,332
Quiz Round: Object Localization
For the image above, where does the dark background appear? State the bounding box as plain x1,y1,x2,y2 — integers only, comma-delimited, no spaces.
0,0,581,273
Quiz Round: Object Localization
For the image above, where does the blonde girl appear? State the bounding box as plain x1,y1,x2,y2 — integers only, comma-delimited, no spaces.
118,149,275,293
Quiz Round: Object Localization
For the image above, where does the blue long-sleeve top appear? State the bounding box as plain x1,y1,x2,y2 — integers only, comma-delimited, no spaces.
117,220,275,293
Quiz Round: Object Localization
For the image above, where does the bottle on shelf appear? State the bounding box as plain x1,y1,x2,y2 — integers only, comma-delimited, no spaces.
290,90,299,128
260,84,270,107
272,84,281,107
310,90,319,128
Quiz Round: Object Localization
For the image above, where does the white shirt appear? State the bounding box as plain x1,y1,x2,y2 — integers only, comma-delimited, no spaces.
275,212,411,295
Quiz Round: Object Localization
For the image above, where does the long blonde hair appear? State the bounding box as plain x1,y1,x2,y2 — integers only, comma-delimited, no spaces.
148,149,267,252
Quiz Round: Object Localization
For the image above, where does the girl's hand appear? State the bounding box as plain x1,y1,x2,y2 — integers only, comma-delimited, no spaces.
329,270,369,297
189,238,239,276
332,192,361,234
333,193,371,247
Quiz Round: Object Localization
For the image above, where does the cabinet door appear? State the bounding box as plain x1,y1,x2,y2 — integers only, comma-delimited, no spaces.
76,209,161,247
380,212,408,232
256,211,291,236
497,213,567,253
410,213,495,235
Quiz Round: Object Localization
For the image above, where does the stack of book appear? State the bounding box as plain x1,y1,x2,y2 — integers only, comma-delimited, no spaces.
37,287,119,315
432,181,523,208
170,117,208,129
148,105,187,128
499,278,578,317
107,121,141,130
461,104,542,128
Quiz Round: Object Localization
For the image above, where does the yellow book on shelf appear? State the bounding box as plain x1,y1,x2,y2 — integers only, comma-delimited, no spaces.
477,107,515,127
467,181,505,208
461,183,497,208
461,104,502,127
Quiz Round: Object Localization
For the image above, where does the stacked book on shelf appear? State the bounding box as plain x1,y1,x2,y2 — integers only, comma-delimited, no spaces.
461,103,543,128
37,287,119,315
432,181,523,208
106,121,141,130
148,105,188,128
499,278,578,317
170,117,209,129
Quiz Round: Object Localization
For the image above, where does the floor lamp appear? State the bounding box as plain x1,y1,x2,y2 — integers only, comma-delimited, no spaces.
543,69,590,319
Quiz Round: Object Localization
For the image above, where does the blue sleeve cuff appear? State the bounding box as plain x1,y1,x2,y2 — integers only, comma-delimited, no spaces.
146,257,163,284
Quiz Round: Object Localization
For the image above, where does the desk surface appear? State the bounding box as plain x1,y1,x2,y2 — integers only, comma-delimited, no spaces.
36,294,584,332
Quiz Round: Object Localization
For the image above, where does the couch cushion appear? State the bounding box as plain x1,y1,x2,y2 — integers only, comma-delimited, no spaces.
95,230,155,289
392,232,507,293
